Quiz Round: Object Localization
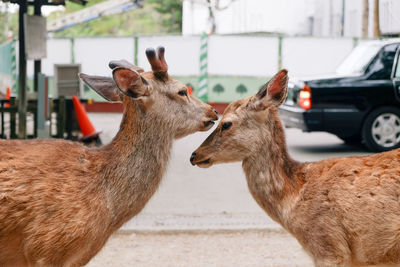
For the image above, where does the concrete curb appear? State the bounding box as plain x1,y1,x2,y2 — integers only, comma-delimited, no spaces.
118,213,285,234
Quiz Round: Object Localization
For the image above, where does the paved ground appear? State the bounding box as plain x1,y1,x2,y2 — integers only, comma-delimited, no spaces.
87,231,313,267
86,113,372,266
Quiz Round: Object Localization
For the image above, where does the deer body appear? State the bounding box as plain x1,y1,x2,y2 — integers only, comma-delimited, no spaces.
192,70,400,266
242,114,400,266
0,48,217,266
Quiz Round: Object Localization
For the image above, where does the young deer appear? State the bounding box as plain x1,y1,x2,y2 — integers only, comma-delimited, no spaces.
191,69,400,267
0,47,218,266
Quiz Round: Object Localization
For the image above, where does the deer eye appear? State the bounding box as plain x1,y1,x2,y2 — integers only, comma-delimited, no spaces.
221,122,232,131
178,90,187,96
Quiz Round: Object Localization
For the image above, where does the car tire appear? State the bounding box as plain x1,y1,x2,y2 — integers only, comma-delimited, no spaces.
362,106,400,152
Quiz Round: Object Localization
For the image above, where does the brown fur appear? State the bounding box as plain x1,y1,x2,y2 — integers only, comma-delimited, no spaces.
0,48,218,266
192,69,400,267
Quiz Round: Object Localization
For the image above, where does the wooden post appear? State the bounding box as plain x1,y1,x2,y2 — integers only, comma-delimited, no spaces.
10,97,17,139
134,35,138,65
278,35,283,70
57,97,66,138
33,0,42,93
49,99,54,137
0,101,4,138
341,0,345,36
18,0,27,139
373,0,380,37
362,0,369,37
33,101,38,138
33,1,43,138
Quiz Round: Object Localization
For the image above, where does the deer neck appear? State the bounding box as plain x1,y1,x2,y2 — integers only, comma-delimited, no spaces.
242,110,304,227
99,100,174,229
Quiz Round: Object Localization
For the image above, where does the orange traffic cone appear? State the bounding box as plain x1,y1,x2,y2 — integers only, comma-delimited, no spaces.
72,95,101,141
5,87,10,108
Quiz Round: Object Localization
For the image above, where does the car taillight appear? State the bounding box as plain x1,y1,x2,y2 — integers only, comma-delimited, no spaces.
299,84,311,110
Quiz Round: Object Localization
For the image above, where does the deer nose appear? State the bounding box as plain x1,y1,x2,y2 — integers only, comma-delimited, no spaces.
208,106,218,121
190,152,196,165
108,61,118,69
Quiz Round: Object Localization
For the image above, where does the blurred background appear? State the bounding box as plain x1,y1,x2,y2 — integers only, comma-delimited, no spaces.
1,0,399,141
0,0,398,105
0,1,399,266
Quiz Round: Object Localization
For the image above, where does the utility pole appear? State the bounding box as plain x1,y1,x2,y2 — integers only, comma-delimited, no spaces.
18,0,27,139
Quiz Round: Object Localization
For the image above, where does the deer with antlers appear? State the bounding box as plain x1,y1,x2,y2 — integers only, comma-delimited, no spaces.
0,47,218,266
191,69,400,266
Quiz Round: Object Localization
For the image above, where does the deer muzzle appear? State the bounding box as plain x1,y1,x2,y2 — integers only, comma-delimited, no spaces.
190,152,212,168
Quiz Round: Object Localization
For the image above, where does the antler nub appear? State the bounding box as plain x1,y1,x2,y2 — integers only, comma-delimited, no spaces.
146,46,168,79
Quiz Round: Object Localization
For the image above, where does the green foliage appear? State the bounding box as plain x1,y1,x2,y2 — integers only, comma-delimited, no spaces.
51,0,181,37
213,84,224,94
0,11,8,44
0,5,18,44
147,0,182,33
0,0,183,41
236,84,247,95
54,4,166,37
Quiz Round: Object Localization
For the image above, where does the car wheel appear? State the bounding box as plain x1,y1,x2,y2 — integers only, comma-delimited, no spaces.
362,107,400,152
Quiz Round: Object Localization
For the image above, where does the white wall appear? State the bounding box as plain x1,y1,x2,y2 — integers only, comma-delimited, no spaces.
138,36,200,76
344,0,362,37
313,0,344,37
74,37,135,76
183,0,400,38
182,1,209,36
19,35,374,81
282,37,354,76
343,0,385,38
27,38,71,77
208,36,279,76
182,0,315,36
380,0,400,35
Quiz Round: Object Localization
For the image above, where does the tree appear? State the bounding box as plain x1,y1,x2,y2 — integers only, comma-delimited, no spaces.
0,3,13,43
373,0,380,37
147,0,182,33
49,0,179,37
0,11,7,43
236,84,247,95
213,84,224,94
362,0,369,37
206,0,238,34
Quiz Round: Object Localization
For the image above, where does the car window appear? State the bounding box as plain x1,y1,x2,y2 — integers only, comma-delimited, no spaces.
395,50,400,78
366,44,399,80
336,43,381,75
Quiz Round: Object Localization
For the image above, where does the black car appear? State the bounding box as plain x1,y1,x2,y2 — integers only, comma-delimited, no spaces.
279,39,400,152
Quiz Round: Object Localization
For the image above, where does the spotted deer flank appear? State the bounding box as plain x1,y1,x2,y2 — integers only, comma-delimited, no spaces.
191,69,400,267
0,46,218,266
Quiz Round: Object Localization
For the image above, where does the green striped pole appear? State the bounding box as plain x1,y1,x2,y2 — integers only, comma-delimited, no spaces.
10,39,17,94
197,32,208,102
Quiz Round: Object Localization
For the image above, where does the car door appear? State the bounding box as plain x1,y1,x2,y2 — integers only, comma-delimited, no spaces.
393,47,400,102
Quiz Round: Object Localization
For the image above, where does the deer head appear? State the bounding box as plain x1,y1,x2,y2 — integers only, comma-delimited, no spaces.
190,69,288,167
79,47,218,139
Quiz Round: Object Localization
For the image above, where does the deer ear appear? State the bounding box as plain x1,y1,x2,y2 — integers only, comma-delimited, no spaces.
109,59,144,73
78,73,122,102
112,68,150,99
252,69,288,110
